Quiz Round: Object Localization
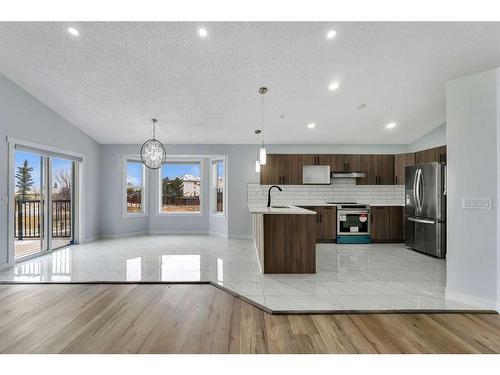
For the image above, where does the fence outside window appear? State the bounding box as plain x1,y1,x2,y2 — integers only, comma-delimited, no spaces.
15,199,71,240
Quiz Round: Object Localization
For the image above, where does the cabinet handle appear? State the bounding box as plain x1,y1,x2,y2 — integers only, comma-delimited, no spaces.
347,162,350,171
319,213,322,223
395,176,398,185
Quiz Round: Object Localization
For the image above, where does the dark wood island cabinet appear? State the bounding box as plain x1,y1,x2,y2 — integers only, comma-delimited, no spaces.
250,206,317,274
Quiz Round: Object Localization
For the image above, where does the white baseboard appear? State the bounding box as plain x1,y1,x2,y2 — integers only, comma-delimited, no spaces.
445,288,498,311
81,236,99,244
148,230,209,235
209,231,228,238
99,231,148,239
228,233,252,239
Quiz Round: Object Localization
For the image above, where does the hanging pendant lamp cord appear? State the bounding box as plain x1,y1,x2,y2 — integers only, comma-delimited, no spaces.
261,93,265,145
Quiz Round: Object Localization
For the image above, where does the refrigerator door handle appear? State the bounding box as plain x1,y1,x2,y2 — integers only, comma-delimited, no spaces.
418,168,424,212
413,168,419,213
415,168,422,213
407,217,434,224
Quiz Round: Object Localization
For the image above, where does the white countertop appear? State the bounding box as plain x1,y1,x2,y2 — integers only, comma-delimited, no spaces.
248,205,316,215
297,203,404,207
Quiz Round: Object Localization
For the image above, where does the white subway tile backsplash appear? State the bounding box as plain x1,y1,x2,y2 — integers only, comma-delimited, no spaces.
248,180,404,207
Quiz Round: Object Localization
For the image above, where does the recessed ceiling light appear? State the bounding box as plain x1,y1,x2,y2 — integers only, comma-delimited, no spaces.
385,122,397,129
326,30,337,39
328,82,340,91
67,27,79,37
198,28,208,37
307,123,316,129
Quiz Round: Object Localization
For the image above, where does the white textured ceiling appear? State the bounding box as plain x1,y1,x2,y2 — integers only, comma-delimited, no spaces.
0,22,500,144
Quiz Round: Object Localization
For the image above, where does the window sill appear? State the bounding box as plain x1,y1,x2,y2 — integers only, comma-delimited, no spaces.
210,212,225,218
122,212,148,219
155,211,204,217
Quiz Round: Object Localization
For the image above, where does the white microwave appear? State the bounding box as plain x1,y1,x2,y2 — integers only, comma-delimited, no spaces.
302,165,331,185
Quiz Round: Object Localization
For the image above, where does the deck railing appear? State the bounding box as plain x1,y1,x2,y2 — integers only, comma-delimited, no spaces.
15,199,71,240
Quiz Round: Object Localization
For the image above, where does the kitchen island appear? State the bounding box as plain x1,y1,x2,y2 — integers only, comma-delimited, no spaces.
249,205,316,274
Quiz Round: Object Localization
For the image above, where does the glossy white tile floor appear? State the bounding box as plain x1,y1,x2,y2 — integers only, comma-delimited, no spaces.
0,235,484,311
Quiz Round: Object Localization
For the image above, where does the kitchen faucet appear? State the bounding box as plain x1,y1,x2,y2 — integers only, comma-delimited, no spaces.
267,185,283,207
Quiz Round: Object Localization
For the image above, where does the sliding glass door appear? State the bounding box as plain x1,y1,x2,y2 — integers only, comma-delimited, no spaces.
14,151,46,259
50,157,75,250
14,151,78,260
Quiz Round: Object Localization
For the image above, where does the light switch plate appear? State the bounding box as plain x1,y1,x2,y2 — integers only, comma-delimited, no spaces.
462,197,492,210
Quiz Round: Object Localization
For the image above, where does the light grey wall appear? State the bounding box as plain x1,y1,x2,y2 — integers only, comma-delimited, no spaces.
408,123,447,152
98,145,149,237
446,68,499,309
0,73,101,266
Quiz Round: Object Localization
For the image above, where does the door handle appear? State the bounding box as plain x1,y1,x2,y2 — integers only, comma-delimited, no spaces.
413,169,418,211
407,217,434,224
418,170,424,212
416,169,422,212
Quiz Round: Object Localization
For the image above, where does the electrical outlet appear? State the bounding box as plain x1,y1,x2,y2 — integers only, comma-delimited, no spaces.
0,196,8,204
462,197,492,210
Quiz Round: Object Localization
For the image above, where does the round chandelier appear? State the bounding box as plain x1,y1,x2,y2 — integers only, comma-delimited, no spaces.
140,118,167,169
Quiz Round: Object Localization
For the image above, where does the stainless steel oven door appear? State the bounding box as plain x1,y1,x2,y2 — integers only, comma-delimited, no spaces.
337,210,370,236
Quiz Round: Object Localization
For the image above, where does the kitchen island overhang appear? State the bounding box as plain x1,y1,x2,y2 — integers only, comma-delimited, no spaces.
249,205,317,274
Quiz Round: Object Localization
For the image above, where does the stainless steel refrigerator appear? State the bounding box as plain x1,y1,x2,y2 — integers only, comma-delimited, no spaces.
405,162,446,258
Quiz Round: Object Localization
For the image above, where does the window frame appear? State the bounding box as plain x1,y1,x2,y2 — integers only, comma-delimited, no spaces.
155,158,204,216
122,155,148,218
210,156,226,217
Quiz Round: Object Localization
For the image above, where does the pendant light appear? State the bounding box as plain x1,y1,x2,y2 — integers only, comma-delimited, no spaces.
258,87,268,165
254,129,262,173
140,118,167,169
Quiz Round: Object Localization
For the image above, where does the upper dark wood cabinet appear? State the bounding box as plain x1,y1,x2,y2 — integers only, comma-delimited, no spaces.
260,146,444,185
414,145,447,164
303,154,331,166
394,153,415,185
260,154,304,185
282,154,303,185
260,154,280,185
358,154,377,185
357,155,394,185
378,154,395,185
344,154,362,171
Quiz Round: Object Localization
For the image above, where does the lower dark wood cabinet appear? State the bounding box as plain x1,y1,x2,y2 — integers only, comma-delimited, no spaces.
371,206,404,243
299,206,337,242
263,214,316,273
316,206,337,242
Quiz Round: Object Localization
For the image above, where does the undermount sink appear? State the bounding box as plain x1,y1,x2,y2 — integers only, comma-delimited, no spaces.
271,205,289,208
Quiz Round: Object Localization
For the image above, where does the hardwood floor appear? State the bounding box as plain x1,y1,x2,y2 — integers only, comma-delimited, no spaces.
0,284,499,354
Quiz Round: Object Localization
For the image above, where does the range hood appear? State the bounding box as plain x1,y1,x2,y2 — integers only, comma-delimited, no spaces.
331,171,366,178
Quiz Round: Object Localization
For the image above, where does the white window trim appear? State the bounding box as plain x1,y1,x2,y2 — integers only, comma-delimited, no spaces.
122,155,148,218
6,137,86,267
155,158,204,217
210,156,227,218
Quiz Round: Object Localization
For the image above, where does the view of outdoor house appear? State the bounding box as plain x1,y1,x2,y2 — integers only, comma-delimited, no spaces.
161,162,202,212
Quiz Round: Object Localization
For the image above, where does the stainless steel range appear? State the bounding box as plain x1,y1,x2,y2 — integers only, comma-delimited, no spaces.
335,204,371,244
